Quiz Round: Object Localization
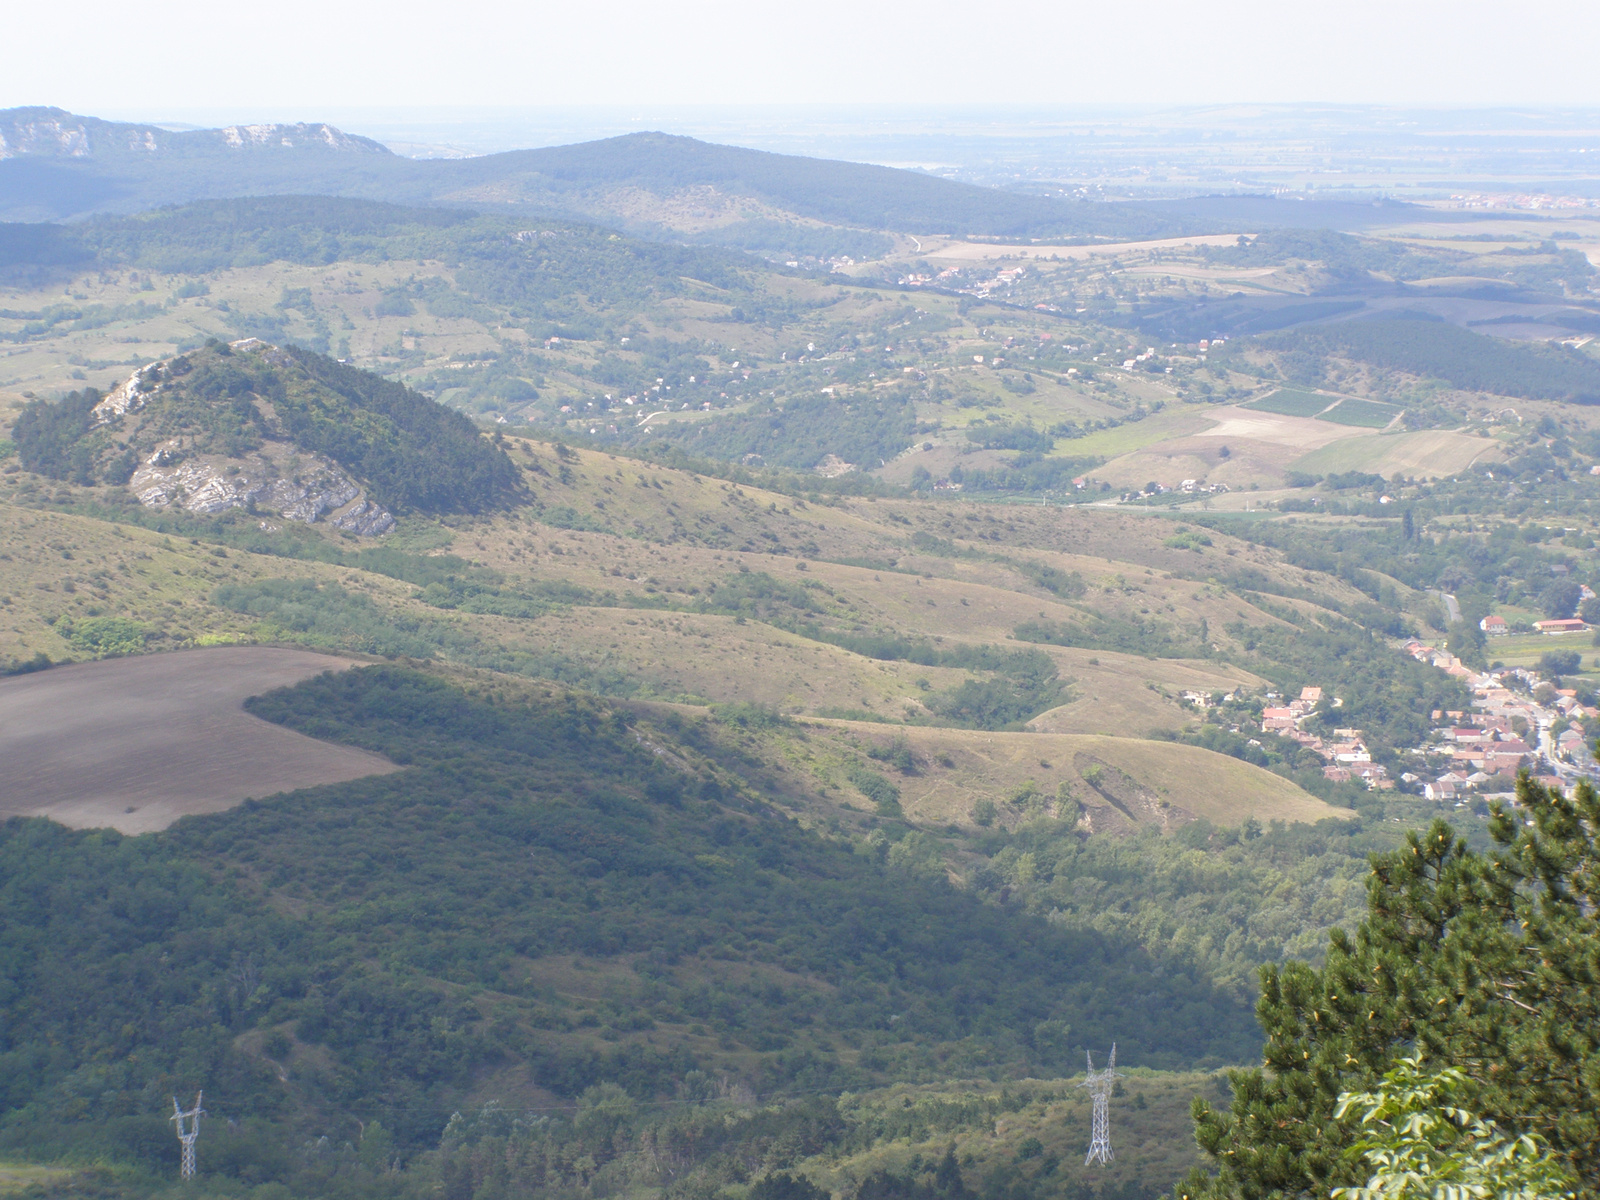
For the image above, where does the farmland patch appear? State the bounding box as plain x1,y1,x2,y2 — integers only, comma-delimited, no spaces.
0,646,397,832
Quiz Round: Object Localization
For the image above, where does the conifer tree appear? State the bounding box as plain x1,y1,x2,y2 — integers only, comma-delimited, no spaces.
1174,775,1600,1200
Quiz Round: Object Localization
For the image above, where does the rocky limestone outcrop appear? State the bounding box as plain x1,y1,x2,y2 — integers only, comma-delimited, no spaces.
0,107,391,161
91,364,156,423
106,343,394,536
128,444,393,535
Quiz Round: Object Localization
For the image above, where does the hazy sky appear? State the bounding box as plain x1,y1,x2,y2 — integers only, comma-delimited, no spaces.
9,0,1600,116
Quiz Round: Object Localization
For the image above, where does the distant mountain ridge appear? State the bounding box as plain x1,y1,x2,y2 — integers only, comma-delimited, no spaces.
0,106,391,162
0,107,1449,254
0,106,1199,242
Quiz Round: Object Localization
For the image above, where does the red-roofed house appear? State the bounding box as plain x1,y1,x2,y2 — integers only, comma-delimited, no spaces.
1261,707,1297,733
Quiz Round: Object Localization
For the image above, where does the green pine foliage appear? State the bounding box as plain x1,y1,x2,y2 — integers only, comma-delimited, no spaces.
1174,775,1600,1200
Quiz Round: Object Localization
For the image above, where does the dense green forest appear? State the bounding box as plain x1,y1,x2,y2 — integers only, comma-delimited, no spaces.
694,218,895,261
9,386,105,482
278,346,523,512
0,668,1260,1185
77,197,470,273
1247,317,1600,403
968,817,1385,1001
0,220,92,275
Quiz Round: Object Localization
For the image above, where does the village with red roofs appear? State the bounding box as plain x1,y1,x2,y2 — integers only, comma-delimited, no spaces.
1253,635,1600,807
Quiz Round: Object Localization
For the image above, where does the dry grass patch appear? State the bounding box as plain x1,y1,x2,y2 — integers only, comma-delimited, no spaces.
1028,650,1260,735
526,606,969,712
807,721,1347,830
1291,429,1503,479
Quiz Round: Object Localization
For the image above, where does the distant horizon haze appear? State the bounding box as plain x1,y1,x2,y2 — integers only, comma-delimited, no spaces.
11,0,1600,112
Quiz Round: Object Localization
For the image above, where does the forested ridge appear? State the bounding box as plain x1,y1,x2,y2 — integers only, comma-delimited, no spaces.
0,117,1196,241
278,345,523,512
1249,317,1600,404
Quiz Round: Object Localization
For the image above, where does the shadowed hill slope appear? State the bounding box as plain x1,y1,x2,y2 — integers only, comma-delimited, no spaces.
0,666,1261,1158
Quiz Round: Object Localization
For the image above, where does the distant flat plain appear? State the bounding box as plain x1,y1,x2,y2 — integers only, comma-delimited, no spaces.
0,647,398,834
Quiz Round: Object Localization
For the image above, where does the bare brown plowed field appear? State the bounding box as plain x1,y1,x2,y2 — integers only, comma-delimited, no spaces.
0,647,399,834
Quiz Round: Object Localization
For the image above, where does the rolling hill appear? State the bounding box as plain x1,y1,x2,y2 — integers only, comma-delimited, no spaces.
0,109,1194,244
9,338,521,530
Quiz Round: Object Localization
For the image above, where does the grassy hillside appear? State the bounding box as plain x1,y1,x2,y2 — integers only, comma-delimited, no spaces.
801,724,1348,829
0,417,1433,752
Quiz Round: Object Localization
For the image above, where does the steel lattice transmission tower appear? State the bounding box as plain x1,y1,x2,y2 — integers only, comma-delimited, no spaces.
1079,1045,1120,1166
171,1092,205,1180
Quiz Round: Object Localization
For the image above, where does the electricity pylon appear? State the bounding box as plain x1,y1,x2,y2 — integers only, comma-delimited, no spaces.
171,1092,205,1180
1079,1045,1119,1165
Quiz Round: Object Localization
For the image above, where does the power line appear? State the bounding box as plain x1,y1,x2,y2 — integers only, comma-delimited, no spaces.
171,1092,205,1181
1078,1045,1119,1166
